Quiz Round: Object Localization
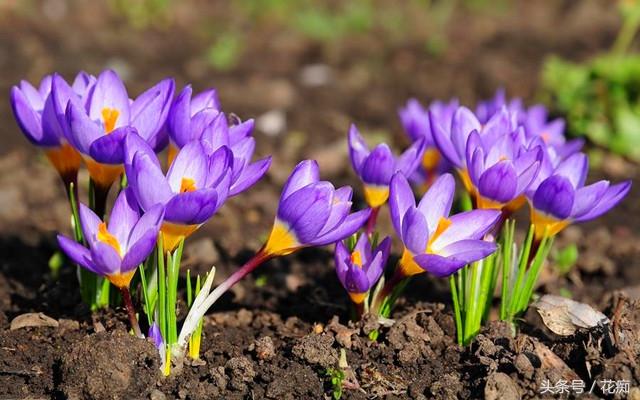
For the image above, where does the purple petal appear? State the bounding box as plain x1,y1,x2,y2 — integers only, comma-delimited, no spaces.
166,141,209,192
129,152,173,210
432,209,500,250
66,100,103,154
190,88,220,113
164,188,219,225
88,126,133,164
532,175,575,220
131,78,175,141
365,242,388,285
205,146,233,188
108,188,141,245
348,124,370,174
401,206,429,255
451,106,481,162
431,110,461,167
229,118,255,146
570,181,609,219
353,232,373,263
124,131,161,191
201,112,230,154
389,173,416,238
10,86,49,146
72,71,95,95
78,203,102,246
51,74,82,141
90,241,122,276
278,183,333,243
555,152,588,188
395,138,425,177
121,229,159,272
438,239,497,261
360,144,395,186
229,157,271,196
317,186,354,235
334,241,351,287
309,209,371,246
344,265,371,293
413,253,465,277
18,80,44,110
57,235,102,275
88,69,130,128
574,181,631,222
477,161,517,203
280,160,320,202
417,173,455,234
168,85,193,147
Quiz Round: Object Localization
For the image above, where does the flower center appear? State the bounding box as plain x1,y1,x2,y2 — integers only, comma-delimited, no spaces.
97,222,122,256
179,177,196,193
350,250,363,268
427,217,452,252
101,107,120,134
422,147,441,171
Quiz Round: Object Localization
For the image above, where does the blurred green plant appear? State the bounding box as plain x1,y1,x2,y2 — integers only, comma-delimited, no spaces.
206,33,244,71
542,0,640,161
552,244,579,275
109,0,171,29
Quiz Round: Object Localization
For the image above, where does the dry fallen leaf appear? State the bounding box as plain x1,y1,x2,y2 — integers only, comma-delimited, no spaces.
533,294,609,336
10,312,59,330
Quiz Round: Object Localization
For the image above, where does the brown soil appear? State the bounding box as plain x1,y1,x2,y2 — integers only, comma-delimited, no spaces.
0,1,639,399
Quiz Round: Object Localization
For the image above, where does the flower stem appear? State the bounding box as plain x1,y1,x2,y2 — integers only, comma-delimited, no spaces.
119,286,143,338
365,206,380,237
200,250,272,311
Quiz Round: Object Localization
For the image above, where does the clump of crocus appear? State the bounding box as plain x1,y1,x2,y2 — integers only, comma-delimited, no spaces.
348,124,424,233
124,133,232,251
57,188,164,337
335,234,391,315
53,69,174,215
10,73,84,188
176,160,370,352
399,98,457,189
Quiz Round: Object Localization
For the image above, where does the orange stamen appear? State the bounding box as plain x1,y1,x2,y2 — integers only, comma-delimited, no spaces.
350,251,363,267
179,177,197,193
101,107,120,134
97,222,122,255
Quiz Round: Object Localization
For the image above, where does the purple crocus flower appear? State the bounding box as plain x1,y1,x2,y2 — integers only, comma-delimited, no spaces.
53,69,175,190
389,173,500,278
348,124,425,208
263,160,371,256
57,188,164,288
335,235,391,304
10,73,84,183
465,129,543,212
399,98,456,187
124,133,232,251
528,152,632,240
523,104,583,161
475,89,524,125
167,86,271,196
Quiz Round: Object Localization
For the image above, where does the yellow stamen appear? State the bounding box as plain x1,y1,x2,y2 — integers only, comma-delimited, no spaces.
264,220,300,256
530,208,570,240
101,107,120,134
45,143,82,179
350,251,363,267
398,247,424,277
179,177,196,193
161,222,199,252
97,222,122,255
106,270,136,289
422,147,441,172
363,185,390,208
84,157,124,189
348,292,367,304
167,143,179,166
